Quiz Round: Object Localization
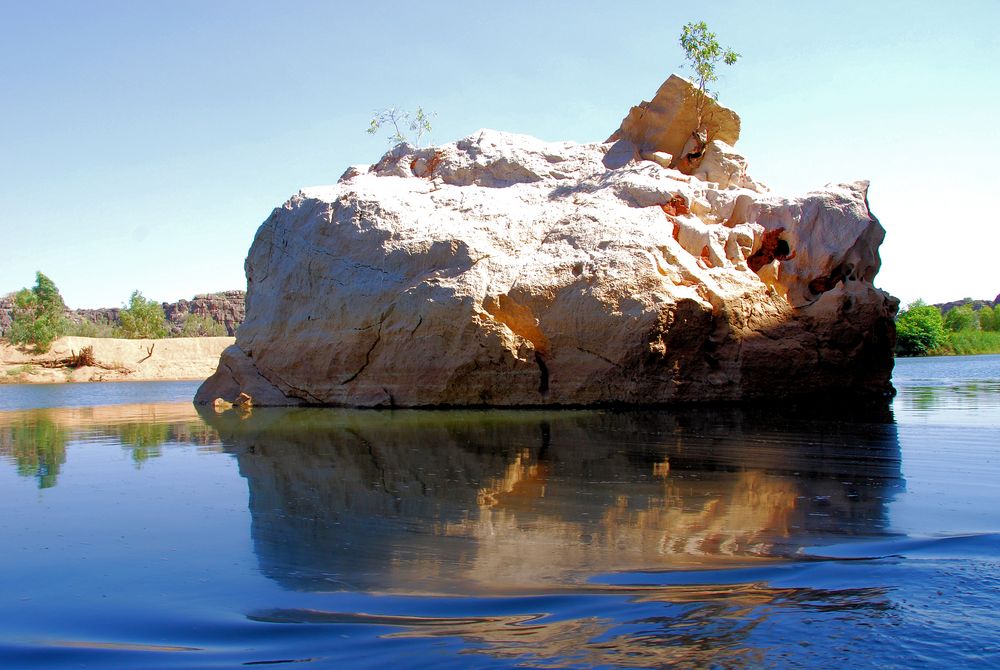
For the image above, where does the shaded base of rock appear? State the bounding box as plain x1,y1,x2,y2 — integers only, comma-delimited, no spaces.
194,345,302,406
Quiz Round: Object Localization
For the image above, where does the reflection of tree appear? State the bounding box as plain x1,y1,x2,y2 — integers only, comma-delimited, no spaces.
0,414,68,488
116,423,170,466
0,404,221,485
899,380,1000,414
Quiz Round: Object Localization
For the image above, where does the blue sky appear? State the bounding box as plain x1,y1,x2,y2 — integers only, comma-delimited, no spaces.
2,1,997,308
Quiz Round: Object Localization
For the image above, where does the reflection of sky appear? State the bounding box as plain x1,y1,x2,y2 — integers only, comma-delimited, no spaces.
0,380,201,411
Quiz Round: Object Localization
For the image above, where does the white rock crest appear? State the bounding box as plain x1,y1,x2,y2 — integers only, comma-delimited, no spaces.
197,86,897,407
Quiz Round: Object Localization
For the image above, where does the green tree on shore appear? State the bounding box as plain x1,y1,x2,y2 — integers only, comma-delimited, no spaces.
179,313,226,337
975,304,998,331
895,300,946,356
8,272,68,352
943,302,977,332
117,291,168,339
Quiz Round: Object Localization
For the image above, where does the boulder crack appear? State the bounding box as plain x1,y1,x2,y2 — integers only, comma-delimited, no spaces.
341,315,385,384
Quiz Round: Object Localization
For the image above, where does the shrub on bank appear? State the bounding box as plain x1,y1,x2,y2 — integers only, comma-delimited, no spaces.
179,313,226,337
116,291,168,339
7,272,68,352
932,330,1000,356
896,301,946,356
898,299,1000,356
66,317,116,338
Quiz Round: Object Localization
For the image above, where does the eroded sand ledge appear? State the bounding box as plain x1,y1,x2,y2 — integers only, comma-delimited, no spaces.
1,336,234,384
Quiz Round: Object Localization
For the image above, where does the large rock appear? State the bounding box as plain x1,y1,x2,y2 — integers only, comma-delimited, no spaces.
196,97,898,407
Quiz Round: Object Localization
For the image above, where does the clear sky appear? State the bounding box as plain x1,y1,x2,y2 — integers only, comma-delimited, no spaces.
2,0,997,309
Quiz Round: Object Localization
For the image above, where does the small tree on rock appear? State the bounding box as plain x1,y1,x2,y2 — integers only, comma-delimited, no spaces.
367,106,435,147
8,272,68,352
117,291,168,339
679,21,741,132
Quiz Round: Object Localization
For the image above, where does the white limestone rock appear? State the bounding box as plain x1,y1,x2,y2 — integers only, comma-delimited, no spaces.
695,140,767,191
196,121,897,407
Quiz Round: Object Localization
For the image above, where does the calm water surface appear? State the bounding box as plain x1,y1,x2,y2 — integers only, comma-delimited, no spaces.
0,357,998,668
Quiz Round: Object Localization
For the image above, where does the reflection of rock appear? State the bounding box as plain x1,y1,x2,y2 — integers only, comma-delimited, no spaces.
197,75,897,408
382,583,886,668
255,576,889,669
202,405,901,592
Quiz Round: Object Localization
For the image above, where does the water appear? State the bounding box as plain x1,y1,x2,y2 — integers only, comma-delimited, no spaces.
0,358,998,668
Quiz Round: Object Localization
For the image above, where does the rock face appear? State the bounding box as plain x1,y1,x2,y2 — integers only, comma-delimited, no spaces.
196,78,898,407
162,291,246,336
0,294,13,336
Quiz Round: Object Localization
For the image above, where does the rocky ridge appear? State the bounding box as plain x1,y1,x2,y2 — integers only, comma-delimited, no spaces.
196,76,898,407
0,291,245,337
933,295,1000,314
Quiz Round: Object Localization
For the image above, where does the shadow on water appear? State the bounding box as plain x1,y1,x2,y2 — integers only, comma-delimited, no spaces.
198,401,903,594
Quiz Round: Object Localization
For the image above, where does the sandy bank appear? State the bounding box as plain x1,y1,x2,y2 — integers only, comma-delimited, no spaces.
0,336,234,384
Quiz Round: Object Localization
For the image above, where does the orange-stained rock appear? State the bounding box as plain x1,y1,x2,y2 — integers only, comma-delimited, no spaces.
608,74,741,168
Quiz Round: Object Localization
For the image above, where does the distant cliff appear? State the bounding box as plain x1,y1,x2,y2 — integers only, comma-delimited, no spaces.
934,295,1000,314
0,290,245,338
0,294,13,336
163,291,246,336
